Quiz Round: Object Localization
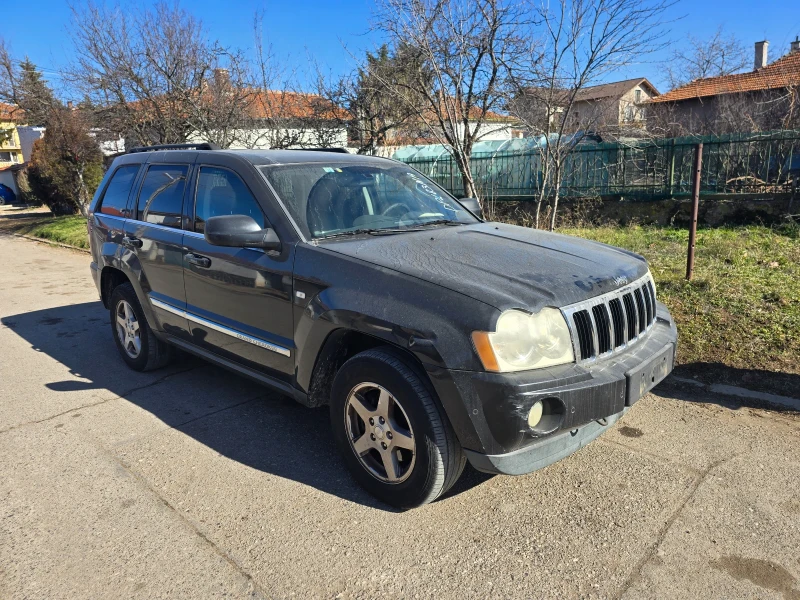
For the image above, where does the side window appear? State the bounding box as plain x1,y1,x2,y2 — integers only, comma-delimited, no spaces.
136,165,188,228
98,165,140,217
194,166,265,233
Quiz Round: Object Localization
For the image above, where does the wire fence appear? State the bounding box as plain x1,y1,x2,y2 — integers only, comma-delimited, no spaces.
395,131,800,201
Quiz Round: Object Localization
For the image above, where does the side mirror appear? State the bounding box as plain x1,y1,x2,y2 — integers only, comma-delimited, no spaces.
459,197,483,219
204,215,281,251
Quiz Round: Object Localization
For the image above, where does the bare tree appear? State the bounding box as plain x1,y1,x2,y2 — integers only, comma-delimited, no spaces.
509,0,671,230
225,13,349,151
665,26,749,90
68,1,254,147
373,0,527,201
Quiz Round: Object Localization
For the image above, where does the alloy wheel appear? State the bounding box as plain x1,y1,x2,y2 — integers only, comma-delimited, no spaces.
344,382,416,483
115,299,142,359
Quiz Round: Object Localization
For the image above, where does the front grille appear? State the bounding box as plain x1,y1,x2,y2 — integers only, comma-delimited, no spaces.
561,273,658,363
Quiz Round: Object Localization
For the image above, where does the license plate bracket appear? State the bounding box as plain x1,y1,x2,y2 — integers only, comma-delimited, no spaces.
625,343,674,405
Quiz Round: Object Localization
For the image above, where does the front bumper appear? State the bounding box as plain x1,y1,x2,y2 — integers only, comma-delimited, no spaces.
431,302,677,475
465,408,627,475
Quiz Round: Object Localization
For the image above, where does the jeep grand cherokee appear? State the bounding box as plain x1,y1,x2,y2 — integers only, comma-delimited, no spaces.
88,144,677,509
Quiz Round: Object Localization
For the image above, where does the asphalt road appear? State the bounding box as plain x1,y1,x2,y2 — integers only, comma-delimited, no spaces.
1,229,800,599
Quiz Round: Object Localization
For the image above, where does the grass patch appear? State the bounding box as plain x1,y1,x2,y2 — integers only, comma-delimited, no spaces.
561,224,800,378
3,213,89,248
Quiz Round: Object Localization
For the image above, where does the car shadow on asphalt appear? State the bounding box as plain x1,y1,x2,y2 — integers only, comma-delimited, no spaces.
2,301,494,511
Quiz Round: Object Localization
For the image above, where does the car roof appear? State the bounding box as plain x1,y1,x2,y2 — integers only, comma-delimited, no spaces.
214,149,392,167
114,147,395,168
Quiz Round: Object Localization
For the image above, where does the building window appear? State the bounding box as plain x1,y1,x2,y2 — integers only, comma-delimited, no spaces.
635,89,642,103
624,104,635,122
0,152,12,162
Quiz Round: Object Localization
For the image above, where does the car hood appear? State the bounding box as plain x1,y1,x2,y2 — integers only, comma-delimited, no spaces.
320,222,649,312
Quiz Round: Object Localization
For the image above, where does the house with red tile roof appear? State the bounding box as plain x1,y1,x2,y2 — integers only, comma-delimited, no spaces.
647,39,800,134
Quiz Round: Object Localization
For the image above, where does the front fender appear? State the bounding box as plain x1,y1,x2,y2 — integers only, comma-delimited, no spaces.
292,245,498,391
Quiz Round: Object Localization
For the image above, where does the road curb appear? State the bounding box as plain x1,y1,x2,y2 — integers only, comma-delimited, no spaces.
13,233,90,254
669,375,800,411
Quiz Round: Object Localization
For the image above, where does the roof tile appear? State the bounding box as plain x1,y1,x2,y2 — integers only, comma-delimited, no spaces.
650,52,800,103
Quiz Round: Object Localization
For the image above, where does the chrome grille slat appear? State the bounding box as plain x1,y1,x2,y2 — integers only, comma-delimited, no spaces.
608,298,626,348
591,304,612,355
561,273,658,364
623,293,637,339
587,306,601,358
633,288,647,332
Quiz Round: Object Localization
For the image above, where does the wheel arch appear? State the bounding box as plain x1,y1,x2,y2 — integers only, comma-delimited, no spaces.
99,266,131,308
306,328,410,408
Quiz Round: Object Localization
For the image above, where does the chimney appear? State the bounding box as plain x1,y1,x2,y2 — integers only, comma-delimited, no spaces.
754,40,768,70
213,68,230,87
791,36,800,54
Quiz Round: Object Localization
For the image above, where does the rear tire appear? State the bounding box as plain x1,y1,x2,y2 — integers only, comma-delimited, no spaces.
109,282,172,372
330,348,465,509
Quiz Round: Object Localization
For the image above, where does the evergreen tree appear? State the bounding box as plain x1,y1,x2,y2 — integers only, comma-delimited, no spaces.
17,58,57,126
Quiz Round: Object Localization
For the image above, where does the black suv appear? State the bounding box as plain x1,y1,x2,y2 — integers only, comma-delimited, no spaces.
88,144,677,508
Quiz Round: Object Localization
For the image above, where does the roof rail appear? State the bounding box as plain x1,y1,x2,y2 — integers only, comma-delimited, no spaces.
296,147,351,154
127,142,220,153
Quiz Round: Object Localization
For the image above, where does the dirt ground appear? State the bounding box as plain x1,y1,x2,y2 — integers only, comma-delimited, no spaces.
1,229,799,599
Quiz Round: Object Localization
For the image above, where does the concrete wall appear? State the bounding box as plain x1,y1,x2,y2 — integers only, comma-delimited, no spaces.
0,169,18,195
187,126,348,150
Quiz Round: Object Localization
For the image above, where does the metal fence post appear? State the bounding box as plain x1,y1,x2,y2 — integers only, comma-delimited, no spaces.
666,138,675,197
686,142,703,281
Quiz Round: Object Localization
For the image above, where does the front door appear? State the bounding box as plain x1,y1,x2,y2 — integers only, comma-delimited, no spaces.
182,165,295,381
124,163,191,339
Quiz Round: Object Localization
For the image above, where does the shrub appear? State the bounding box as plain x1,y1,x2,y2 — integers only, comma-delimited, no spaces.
14,167,42,206
26,108,105,216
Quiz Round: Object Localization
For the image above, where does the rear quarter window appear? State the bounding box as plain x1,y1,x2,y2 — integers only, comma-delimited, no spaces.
97,165,141,217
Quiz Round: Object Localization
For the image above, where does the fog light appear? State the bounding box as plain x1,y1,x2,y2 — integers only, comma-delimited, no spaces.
528,401,544,428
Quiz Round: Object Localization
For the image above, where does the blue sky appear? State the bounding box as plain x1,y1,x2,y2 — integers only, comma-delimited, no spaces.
3,0,799,95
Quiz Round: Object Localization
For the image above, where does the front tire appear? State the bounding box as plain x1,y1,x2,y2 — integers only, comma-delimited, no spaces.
109,282,172,372
330,348,465,509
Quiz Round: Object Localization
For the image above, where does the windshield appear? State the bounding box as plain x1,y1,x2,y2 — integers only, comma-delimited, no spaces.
259,163,478,239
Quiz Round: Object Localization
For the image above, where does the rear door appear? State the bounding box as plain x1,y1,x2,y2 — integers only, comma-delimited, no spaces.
123,158,192,338
90,162,142,257
182,160,295,381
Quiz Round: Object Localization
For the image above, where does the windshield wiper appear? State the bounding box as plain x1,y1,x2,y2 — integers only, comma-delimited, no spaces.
316,221,462,241
417,219,464,227
315,228,409,240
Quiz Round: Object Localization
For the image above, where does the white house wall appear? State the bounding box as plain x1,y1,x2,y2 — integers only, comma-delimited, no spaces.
0,169,18,196
189,127,348,149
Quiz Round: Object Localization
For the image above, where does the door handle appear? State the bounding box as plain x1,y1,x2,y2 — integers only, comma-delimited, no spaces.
122,236,143,248
186,253,212,268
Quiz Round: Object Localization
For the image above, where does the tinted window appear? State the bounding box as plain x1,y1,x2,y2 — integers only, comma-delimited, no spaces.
194,167,265,233
260,163,477,238
99,165,140,217
136,165,188,228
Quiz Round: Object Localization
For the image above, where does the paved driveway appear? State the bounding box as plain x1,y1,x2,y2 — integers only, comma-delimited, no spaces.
1,232,799,599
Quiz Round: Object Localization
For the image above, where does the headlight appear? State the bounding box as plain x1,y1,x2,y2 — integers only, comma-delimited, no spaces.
471,308,574,372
